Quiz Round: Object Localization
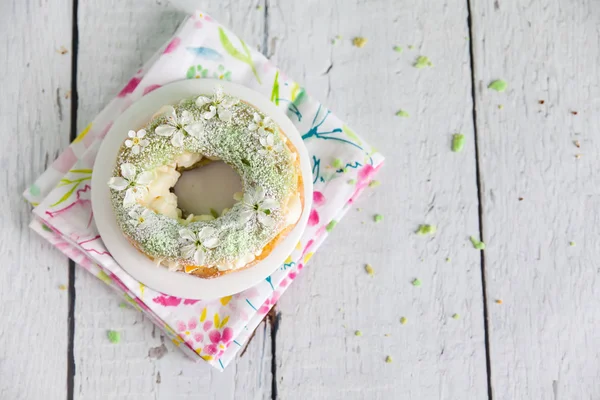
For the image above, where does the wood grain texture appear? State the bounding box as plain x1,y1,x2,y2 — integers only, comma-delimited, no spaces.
470,0,600,399
268,0,488,398
74,1,271,398
0,0,72,399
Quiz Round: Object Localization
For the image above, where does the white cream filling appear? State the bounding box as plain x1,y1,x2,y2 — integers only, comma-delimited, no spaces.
140,154,302,273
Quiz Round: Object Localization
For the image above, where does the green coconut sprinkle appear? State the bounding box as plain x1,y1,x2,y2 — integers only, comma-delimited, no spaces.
452,313,460,320
369,180,381,188
332,158,343,169
373,214,383,223
209,208,219,219
107,330,120,344
385,355,393,363
352,37,368,48
400,316,408,325
452,134,466,152
498,104,504,109
416,224,436,235
326,220,337,232
408,45,414,50
569,241,576,246
446,257,451,263
347,179,356,185
414,56,433,68
470,236,486,250
412,278,422,287
119,302,128,309
355,330,363,337
395,109,410,117
365,264,375,276
488,79,507,92
393,45,403,53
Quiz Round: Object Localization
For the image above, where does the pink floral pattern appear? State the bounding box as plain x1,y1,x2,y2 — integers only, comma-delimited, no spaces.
23,10,384,370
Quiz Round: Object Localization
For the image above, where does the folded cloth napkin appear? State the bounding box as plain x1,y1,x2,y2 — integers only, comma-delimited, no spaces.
24,11,384,370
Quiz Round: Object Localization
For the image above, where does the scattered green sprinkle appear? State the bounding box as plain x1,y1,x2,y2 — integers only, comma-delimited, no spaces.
365,264,375,276
488,79,507,92
452,133,466,152
395,109,410,117
119,302,128,308
352,37,368,48
498,104,504,109
347,179,356,185
256,5,262,10
384,333,391,337
400,316,408,325
412,278,422,287
416,224,437,235
414,55,433,68
331,35,342,45
355,330,363,336
107,330,120,344
385,355,393,363
470,236,486,250
569,241,576,246
326,220,337,232
393,45,403,53
445,257,451,263
356,208,362,212
408,45,414,50
58,284,67,291
452,313,460,320
209,208,219,219
332,158,343,169
369,180,381,188
373,214,383,223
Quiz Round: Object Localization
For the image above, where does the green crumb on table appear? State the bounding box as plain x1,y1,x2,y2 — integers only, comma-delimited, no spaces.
395,109,410,117
256,5,262,10
326,220,337,232
118,302,128,308
498,104,504,109
332,158,343,169
373,214,383,223
414,55,433,68
446,257,451,262
58,284,67,291
355,330,363,337
470,236,486,250
452,313,460,320
369,180,381,188
408,45,414,50
488,79,507,92
384,333,391,337
400,316,408,325
416,224,436,235
347,179,356,185
209,208,219,218
331,35,342,45
365,264,375,276
393,45,403,53
569,241,576,246
356,207,362,212
385,355,393,363
107,330,120,344
412,278,422,287
352,37,368,48
452,134,466,152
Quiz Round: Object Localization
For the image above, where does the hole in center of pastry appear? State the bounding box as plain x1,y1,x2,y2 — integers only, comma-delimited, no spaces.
174,161,242,217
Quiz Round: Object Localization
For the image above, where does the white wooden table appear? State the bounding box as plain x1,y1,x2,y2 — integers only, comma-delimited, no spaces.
2,0,599,399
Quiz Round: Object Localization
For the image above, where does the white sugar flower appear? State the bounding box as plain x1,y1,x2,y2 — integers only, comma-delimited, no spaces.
248,113,274,135
239,187,279,227
124,129,149,155
258,134,283,156
195,87,238,122
107,163,154,207
155,106,204,147
128,207,153,228
179,226,220,265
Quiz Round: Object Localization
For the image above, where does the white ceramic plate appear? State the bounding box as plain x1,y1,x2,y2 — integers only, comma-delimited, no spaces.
91,80,313,299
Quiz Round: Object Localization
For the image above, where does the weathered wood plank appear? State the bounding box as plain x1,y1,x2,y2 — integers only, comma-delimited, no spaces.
74,1,271,398
470,0,600,398
268,0,489,398
0,0,72,399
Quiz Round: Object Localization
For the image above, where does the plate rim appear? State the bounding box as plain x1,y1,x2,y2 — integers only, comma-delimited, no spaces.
91,79,313,299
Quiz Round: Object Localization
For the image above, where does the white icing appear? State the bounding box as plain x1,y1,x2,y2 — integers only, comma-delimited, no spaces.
285,194,302,226
150,193,180,219
216,252,256,271
174,152,202,168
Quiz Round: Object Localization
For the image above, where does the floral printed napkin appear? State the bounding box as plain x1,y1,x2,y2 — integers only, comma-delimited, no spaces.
24,11,384,370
